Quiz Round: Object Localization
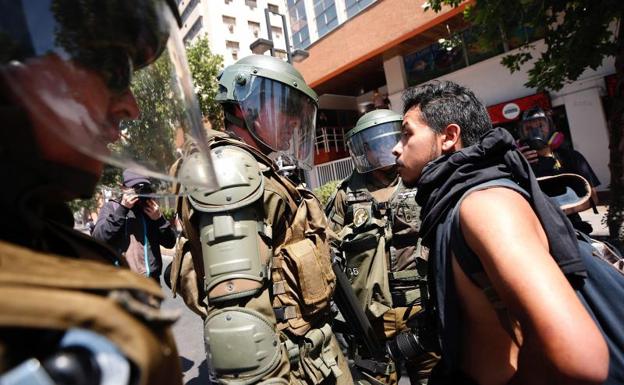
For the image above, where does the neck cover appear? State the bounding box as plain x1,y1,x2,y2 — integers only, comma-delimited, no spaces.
416,127,585,277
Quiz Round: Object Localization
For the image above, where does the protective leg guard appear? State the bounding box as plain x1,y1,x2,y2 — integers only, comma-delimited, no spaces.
204,308,281,384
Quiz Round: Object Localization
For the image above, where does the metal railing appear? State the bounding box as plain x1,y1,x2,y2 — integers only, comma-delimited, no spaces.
308,156,353,189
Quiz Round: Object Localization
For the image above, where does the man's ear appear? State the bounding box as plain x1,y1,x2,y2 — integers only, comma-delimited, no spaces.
441,123,462,152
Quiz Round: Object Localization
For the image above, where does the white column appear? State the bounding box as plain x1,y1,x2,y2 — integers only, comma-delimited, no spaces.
335,0,347,24
562,86,610,190
303,0,318,42
383,55,408,113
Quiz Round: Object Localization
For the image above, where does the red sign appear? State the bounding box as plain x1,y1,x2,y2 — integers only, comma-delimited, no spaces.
487,92,551,125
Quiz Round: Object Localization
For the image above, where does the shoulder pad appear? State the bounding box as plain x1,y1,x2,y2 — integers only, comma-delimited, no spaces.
182,145,264,212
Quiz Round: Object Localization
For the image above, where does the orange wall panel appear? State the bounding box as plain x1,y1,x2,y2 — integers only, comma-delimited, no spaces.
294,0,469,88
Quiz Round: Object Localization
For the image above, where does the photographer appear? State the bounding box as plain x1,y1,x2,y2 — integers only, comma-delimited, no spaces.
93,169,176,283
517,107,600,233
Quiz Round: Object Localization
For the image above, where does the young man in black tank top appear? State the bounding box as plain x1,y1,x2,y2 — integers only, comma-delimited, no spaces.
391,81,609,385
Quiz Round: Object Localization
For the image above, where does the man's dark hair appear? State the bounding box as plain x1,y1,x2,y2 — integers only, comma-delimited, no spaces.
402,81,492,147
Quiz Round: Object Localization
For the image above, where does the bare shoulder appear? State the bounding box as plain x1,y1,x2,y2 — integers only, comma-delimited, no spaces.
459,187,539,227
458,187,546,252
455,188,609,384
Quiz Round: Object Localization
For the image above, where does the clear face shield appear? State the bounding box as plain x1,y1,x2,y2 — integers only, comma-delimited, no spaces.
0,0,218,197
234,76,317,170
347,121,401,173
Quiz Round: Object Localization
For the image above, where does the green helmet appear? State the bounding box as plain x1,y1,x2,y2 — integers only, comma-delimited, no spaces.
346,109,402,173
216,55,319,170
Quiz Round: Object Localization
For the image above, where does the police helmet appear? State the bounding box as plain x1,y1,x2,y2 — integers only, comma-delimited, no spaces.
216,54,318,170
346,109,402,173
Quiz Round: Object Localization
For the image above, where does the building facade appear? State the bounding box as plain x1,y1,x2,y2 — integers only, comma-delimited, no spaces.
177,0,289,66
289,0,615,194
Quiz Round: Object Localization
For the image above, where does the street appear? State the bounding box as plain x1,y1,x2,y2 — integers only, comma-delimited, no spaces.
160,255,209,385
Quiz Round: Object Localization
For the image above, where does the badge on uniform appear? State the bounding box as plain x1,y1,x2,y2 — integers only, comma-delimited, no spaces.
353,206,370,228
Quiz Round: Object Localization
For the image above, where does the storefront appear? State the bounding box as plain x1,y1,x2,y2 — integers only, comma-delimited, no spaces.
486,92,573,150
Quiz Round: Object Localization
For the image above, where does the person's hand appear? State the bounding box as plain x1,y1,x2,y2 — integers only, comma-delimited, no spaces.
121,189,139,208
143,199,162,221
518,145,539,164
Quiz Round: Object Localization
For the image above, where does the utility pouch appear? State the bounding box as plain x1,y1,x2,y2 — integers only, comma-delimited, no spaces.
299,324,343,384
281,237,334,314
272,186,336,336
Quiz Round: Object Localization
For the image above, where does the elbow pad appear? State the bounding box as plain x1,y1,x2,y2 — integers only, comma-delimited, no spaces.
180,145,270,303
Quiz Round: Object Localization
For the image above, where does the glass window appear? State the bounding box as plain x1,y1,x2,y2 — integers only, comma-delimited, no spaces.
507,25,545,50
462,26,504,65
268,3,279,13
245,0,257,9
345,0,374,19
225,40,239,60
314,0,338,38
222,15,236,33
288,0,310,49
271,26,282,40
248,21,261,38
275,49,288,60
404,37,467,86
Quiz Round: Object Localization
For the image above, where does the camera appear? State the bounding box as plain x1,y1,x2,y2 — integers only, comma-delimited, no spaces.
132,182,154,205
519,137,547,151
385,312,439,361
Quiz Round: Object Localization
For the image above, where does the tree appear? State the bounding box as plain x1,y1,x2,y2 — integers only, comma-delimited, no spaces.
186,36,224,130
427,0,624,242
313,180,341,206
68,165,122,222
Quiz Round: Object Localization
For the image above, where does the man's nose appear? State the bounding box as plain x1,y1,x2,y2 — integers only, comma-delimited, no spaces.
111,89,140,121
392,141,402,157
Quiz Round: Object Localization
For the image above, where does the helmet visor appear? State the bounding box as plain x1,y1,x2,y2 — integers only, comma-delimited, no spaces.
347,121,401,173
0,0,218,194
235,75,317,169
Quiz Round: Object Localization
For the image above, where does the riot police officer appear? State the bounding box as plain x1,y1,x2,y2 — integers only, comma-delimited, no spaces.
325,109,438,385
0,1,218,384
168,54,353,385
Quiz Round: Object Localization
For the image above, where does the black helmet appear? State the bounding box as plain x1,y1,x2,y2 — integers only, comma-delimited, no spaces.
519,106,554,150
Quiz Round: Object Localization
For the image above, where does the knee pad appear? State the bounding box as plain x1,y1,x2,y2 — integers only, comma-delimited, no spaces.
204,308,282,383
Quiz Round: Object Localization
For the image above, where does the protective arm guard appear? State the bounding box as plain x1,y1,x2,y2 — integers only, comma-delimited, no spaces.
179,145,288,383
179,145,269,303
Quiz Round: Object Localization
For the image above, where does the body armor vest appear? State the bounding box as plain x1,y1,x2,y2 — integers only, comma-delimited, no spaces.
177,135,336,338
331,172,426,319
